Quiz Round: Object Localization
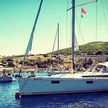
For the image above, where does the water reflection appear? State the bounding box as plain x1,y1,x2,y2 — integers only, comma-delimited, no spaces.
20,93,108,108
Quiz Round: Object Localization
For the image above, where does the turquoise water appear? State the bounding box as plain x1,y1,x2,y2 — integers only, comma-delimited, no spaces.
0,72,108,108
13,71,48,76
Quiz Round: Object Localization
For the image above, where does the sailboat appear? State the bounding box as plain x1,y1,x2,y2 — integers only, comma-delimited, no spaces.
17,0,108,96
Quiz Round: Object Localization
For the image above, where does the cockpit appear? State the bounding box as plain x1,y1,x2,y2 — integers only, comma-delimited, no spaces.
93,64,108,73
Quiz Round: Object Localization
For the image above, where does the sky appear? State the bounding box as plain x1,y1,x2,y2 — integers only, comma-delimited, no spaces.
0,0,108,56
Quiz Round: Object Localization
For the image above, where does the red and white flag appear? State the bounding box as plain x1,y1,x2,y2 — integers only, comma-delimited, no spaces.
81,8,86,14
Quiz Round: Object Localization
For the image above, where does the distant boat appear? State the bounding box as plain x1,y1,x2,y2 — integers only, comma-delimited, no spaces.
17,0,108,96
0,69,12,83
0,75,12,83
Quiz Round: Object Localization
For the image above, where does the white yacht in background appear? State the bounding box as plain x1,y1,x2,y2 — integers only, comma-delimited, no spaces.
17,0,108,96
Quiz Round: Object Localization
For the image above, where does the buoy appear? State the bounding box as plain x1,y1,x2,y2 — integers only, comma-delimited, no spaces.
15,92,21,99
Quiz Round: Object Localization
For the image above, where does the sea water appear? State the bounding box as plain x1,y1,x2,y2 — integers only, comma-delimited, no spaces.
0,72,108,108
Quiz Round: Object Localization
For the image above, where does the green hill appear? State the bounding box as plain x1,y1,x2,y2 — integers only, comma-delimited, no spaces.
53,41,108,55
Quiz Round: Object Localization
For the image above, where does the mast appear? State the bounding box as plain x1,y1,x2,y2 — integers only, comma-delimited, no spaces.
19,0,43,73
57,23,59,52
57,23,60,65
68,0,97,71
51,23,60,71
71,0,75,70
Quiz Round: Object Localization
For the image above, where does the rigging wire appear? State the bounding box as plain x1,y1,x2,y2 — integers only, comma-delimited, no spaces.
65,0,69,48
95,0,98,41
63,0,70,69
76,14,85,44
105,0,108,16
79,4,85,44
102,0,108,34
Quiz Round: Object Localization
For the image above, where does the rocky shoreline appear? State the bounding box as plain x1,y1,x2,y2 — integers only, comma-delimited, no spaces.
0,54,108,73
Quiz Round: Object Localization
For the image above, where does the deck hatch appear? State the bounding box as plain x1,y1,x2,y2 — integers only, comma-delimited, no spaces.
51,80,60,84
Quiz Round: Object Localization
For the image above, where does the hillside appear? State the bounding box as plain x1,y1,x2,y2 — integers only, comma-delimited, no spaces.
0,41,108,71
53,41,108,55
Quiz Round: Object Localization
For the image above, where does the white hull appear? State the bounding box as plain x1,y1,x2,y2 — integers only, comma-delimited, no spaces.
18,73,108,95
